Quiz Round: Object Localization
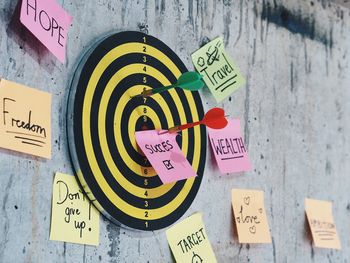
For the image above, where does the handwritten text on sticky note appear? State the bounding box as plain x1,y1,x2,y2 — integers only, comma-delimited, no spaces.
135,130,197,184
232,189,272,243
305,198,341,250
191,37,245,102
50,173,100,246
20,0,72,63
0,78,51,158
166,213,217,262
208,119,251,174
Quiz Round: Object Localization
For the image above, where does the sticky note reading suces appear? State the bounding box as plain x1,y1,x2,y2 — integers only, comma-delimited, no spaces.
135,130,197,184
191,37,245,102
305,198,341,250
50,173,100,246
208,119,251,174
232,189,272,243
0,78,51,158
20,0,72,63
166,213,217,263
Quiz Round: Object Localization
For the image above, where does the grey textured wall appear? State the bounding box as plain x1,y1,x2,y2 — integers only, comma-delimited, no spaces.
0,0,350,262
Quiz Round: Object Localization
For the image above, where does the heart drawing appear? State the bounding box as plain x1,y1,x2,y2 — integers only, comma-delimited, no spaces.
244,196,250,206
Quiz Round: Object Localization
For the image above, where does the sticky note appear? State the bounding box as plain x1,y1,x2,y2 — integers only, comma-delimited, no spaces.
305,198,341,250
208,119,251,174
191,37,245,102
20,0,73,63
135,130,197,184
0,78,51,158
231,189,272,243
166,213,217,262
50,172,100,246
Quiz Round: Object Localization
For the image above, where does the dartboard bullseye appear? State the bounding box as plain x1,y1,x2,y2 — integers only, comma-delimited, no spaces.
67,31,206,231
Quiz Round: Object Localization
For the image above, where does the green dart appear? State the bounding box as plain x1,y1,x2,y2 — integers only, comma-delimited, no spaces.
132,71,204,98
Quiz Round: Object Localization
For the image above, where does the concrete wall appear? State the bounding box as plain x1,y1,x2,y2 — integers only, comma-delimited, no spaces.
0,0,349,262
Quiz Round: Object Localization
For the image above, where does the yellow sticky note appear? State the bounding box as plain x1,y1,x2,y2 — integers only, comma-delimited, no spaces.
231,189,272,243
0,78,51,158
50,172,100,246
191,37,245,102
305,198,341,250
166,213,217,262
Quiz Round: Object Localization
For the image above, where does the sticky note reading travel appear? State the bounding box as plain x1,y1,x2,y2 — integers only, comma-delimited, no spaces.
305,198,341,250
232,189,272,243
166,213,217,263
0,78,51,158
50,172,100,246
208,119,251,174
20,0,72,63
135,130,197,184
191,37,245,102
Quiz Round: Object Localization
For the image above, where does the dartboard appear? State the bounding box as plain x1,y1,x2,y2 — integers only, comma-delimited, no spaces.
67,31,206,231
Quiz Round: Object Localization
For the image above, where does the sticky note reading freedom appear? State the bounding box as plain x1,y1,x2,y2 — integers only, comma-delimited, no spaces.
20,0,72,63
0,78,51,158
305,198,341,250
232,189,272,243
135,130,197,184
166,213,217,263
50,173,100,246
208,119,251,174
191,37,245,102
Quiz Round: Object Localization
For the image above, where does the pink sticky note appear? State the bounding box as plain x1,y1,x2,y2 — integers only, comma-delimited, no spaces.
208,119,251,174
135,130,197,184
20,0,73,63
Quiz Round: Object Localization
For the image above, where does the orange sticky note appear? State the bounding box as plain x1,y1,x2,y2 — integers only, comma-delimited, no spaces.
305,198,341,250
0,78,51,158
231,189,272,243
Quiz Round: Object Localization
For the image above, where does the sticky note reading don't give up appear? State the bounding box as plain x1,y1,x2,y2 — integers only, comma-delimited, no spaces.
50,172,100,246
20,0,73,63
0,78,51,158
166,213,217,263
135,130,197,184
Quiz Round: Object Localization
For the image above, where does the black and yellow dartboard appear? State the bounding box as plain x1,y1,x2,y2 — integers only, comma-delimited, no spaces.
67,31,206,231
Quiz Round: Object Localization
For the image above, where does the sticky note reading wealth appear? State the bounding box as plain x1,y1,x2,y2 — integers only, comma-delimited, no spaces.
305,198,341,250
20,0,72,63
208,119,251,174
0,78,51,158
50,173,100,246
191,37,245,102
232,189,272,243
135,130,197,184
166,213,217,262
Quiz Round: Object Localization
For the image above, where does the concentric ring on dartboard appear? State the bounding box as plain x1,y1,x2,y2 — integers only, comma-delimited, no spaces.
67,31,206,230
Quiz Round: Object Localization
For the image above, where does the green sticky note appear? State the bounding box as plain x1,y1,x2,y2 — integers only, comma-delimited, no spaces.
191,37,245,102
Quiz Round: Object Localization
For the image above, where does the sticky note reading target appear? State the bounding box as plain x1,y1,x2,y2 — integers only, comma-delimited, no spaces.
135,130,197,184
166,213,217,262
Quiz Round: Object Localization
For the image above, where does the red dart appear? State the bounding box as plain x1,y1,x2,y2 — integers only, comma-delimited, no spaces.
159,108,228,134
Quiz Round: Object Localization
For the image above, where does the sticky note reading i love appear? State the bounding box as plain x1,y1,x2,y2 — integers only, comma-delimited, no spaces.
208,119,251,174
50,173,100,246
232,189,272,243
20,0,72,63
191,37,245,102
135,130,197,184
0,78,51,158
305,198,341,250
166,213,217,263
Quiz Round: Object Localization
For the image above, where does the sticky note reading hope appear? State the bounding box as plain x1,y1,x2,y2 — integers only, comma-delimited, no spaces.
208,119,251,174
50,172,100,246
0,78,51,158
20,0,72,63
135,130,197,184
191,37,245,102
232,189,272,243
166,213,217,263
305,198,341,250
